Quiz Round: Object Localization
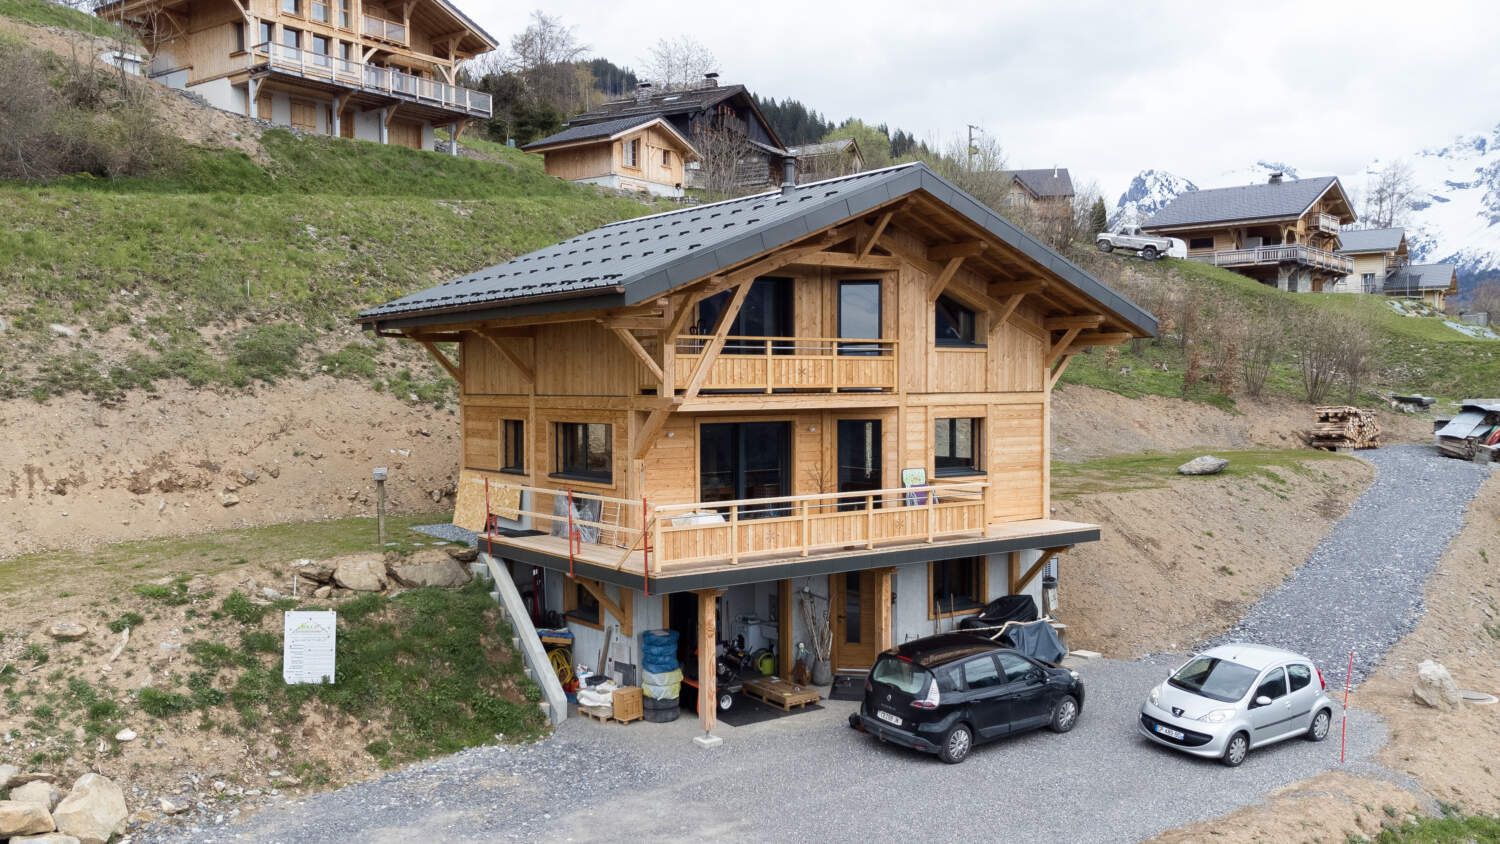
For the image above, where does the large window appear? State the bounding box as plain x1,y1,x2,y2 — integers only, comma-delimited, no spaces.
838,279,882,355
310,0,329,23
934,294,977,346
622,138,639,168
281,0,299,14
554,423,612,482
281,27,300,49
1188,236,1214,250
930,557,986,618
696,277,793,352
258,21,272,45
501,420,524,474
338,0,350,27
935,417,981,476
700,421,790,516
310,34,330,66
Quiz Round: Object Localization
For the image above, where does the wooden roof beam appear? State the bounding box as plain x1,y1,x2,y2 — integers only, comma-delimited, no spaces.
1065,331,1135,353
611,327,663,385
856,210,894,259
926,256,966,303
1044,327,1082,367
417,339,462,382
989,279,1049,298
1042,314,1105,331
928,240,986,263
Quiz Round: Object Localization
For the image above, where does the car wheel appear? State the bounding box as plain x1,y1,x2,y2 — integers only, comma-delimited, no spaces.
1307,708,1331,742
1098,242,1113,253
718,692,735,711
938,723,972,764
1221,732,1249,767
1141,246,1158,261
1049,695,1080,733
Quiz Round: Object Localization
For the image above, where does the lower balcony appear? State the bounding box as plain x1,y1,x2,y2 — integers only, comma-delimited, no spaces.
665,335,899,393
1198,244,1353,275
472,481,1099,592
247,42,492,118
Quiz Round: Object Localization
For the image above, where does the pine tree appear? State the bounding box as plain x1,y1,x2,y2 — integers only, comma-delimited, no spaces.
1089,197,1109,236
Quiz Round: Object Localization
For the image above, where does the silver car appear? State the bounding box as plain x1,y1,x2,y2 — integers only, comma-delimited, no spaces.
1138,643,1335,767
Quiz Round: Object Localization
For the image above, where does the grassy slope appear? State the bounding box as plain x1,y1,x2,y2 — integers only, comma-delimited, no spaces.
1051,448,1355,500
1060,257,1499,407
0,0,125,38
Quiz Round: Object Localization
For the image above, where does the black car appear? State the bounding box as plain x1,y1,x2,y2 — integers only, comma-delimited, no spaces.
851,632,1084,763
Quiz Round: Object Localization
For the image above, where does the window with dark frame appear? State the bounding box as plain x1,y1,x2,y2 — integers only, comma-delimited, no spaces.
554,422,612,482
281,27,300,49
501,420,524,474
622,139,639,168
662,149,670,167
258,21,273,45
934,417,981,476
339,0,350,27
564,581,600,627
934,294,977,346
281,0,299,15
1188,236,1214,250
931,557,985,617
233,21,245,52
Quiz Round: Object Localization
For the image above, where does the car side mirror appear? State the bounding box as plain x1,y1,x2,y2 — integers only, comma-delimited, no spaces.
1254,695,1273,708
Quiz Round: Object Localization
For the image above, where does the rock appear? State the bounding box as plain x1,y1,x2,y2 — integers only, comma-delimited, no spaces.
445,546,479,563
10,772,59,786
220,493,239,507
240,469,257,484
184,576,212,596
1413,659,1462,709
0,763,20,788
261,587,282,601
11,834,83,844
389,550,471,589
266,464,280,479
211,781,227,793
333,556,388,592
114,728,136,742
158,797,188,815
51,773,128,844
49,323,76,338
1177,455,1230,476
291,558,336,584
313,585,332,599
48,621,89,641
11,780,65,812
0,800,56,837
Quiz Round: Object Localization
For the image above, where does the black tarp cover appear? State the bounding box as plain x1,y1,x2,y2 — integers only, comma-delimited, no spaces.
957,594,1038,630
999,620,1068,665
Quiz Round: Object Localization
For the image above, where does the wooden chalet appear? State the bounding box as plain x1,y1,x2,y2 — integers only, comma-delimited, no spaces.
97,0,496,151
1142,173,1358,292
1002,168,1075,219
1335,227,1409,293
1384,263,1459,309
522,115,698,198
359,162,1157,734
789,138,865,181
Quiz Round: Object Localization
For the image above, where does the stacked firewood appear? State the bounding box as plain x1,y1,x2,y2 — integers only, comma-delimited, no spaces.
1307,406,1381,450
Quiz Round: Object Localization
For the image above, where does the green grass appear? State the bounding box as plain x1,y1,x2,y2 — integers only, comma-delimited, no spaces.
1367,812,1500,842
1051,448,1357,499
0,0,128,38
0,510,451,596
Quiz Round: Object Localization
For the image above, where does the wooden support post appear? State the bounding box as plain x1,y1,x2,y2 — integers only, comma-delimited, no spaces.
875,567,893,652
575,577,632,638
856,210,894,259
1008,550,1021,595
246,76,259,118
778,580,794,676
697,589,719,736
1012,546,1069,596
926,256,966,303
1048,355,1074,390
1044,327,1082,367
633,407,672,460
681,278,754,400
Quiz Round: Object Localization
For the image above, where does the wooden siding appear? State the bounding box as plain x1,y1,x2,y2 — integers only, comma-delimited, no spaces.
543,144,615,181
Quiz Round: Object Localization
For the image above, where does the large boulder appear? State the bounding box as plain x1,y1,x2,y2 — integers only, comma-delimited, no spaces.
332,556,388,592
10,780,65,812
50,773,127,844
0,762,19,788
1413,659,1462,709
0,800,55,837
445,545,479,563
291,558,336,584
389,550,472,589
12,834,83,843
1177,455,1230,476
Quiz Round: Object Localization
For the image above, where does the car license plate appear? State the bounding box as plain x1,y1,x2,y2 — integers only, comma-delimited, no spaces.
876,710,902,726
1154,723,1185,740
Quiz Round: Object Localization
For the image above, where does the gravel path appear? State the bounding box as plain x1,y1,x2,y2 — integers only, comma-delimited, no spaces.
138,444,1487,844
1210,444,1490,685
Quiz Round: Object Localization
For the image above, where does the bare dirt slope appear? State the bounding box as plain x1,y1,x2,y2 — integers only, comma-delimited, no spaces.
1052,384,1432,462
1056,457,1373,657
0,378,460,558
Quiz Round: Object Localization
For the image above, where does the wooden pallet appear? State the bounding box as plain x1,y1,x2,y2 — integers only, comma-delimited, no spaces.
742,677,821,711
578,704,641,725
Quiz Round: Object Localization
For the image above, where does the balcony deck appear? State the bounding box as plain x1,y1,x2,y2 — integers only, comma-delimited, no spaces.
472,481,1099,593
247,42,492,119
665,335,898,393
1195,244,1353,275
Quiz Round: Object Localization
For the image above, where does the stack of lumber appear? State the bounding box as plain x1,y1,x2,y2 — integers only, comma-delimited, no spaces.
1308,406,1381,450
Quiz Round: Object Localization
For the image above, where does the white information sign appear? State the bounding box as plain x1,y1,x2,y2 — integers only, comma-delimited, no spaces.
283,610,337,685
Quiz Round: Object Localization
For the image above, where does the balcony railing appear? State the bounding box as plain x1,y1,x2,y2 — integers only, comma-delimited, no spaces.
668,335,898,393
1198,244,1354,274
248,43,492,117
362,13,407,44
1309,211,1340,234
474,480,989,575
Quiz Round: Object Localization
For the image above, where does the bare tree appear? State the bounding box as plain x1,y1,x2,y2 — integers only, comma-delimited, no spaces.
504,10,589,111
1470,280,1500,324
640,36,716,91
1292,312,1344,404
1333,320,1375,404
1239,308,1286,397
693,112,753,200
1360,159,1419,229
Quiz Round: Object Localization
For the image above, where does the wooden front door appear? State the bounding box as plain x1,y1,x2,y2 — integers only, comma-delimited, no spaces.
831,570,879,672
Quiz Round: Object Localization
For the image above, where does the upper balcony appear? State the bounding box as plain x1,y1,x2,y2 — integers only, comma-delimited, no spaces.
661,335,899,394
248,42,492,118
1308,211,1341,234
362,13,408,45
1197,244,1353,275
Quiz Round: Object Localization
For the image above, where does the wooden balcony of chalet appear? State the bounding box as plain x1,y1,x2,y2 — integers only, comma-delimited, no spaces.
472,481,1097,591
1198,244,1353,275
361,13,408,45
247,42,492,118
658,335,899,394
1308,211,1341,234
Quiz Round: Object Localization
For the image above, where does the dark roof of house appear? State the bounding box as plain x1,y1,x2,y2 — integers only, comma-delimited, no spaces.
1337,227,1405,254
790,139,859,158
1143,176,1346,229
521,115,690,151
357,162,1157,336
567,83,786,151
1009,168,1074,198
1385,263,1457,292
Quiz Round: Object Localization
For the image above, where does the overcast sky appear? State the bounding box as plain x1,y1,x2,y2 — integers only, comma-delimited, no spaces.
472,0,1500,204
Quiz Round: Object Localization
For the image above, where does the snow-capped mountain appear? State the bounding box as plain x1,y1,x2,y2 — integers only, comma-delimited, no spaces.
1111,170,1197,226
1215,161,1300,186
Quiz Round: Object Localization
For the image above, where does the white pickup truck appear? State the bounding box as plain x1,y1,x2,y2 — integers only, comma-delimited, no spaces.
1096,225,1176,261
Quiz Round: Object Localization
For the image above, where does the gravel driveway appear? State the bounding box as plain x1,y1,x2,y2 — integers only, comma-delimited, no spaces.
143,444,1487,843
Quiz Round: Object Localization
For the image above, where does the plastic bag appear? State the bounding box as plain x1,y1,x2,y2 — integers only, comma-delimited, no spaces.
641,668,683,687
642,681,682,700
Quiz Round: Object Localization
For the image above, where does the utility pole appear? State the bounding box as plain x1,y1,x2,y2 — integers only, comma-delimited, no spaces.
967,124,982,171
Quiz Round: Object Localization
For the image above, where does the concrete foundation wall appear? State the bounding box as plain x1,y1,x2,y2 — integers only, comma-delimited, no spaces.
184,77,238,113
578,173,685,198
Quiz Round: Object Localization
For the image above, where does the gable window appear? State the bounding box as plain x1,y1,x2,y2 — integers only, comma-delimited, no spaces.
930,557,987,618
1188,237,1214,250
934,294,977,346
501,420,525,474
934,418,981,476
662,149,671,167
554,422,612,482
621,138,639,168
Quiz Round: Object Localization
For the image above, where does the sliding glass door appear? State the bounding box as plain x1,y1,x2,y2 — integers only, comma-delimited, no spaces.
837,419,881,511
700,422,791,517
696,277,793,354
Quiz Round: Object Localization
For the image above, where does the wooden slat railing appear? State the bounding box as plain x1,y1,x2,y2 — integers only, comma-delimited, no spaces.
670,335,898,393
1309,212,1340,233
1201,244,1354,274
247,43,492,117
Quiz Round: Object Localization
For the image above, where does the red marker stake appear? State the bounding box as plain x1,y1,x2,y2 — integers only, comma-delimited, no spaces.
1340,649,1353,763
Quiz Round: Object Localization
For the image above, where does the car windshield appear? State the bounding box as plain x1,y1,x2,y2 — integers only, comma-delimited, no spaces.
871,655,931,695
1168,656,1260,703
